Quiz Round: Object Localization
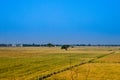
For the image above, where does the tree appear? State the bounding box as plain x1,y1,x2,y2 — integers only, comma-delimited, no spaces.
61,45,70,50
47,43,55,47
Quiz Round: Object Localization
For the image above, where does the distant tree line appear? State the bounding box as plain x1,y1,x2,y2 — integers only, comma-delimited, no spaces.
0,44,12,47
0,43,120,47
22,43,57,47
0,43,61,47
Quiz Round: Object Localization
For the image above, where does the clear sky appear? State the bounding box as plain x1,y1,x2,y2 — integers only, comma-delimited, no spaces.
0,0,120,44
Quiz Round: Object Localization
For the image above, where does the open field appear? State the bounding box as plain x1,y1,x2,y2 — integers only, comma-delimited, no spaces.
0,47,120,80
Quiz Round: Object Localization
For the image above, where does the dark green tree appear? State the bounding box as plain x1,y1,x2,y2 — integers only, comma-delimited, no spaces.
47,43,55,47
61,45,70,50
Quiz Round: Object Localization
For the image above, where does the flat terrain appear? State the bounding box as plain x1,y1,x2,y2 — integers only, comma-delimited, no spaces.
0,47,120,80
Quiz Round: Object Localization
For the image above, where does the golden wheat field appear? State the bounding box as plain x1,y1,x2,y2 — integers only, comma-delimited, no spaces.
0,47,120,80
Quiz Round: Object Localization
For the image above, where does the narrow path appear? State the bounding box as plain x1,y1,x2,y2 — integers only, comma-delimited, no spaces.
37,51,115,80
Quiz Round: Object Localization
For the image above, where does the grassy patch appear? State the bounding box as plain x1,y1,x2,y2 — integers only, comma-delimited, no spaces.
0,47,119,80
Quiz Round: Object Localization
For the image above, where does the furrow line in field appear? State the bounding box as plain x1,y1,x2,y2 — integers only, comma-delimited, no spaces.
37,51,115,80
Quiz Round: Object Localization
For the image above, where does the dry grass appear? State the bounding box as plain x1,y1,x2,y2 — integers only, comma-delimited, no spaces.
94,51,120,63
47,63,120,80
0,47,119,80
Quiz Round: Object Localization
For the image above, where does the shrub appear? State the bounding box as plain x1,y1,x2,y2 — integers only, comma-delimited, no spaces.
61,45,70,50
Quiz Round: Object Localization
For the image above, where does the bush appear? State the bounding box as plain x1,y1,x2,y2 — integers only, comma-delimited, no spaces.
47,43,55,47
61,45,70,50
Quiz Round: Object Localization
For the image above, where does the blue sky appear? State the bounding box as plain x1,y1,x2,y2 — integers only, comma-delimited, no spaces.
0,0,120,44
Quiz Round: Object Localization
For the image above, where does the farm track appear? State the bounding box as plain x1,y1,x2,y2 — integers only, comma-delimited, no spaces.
37,51,115,80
